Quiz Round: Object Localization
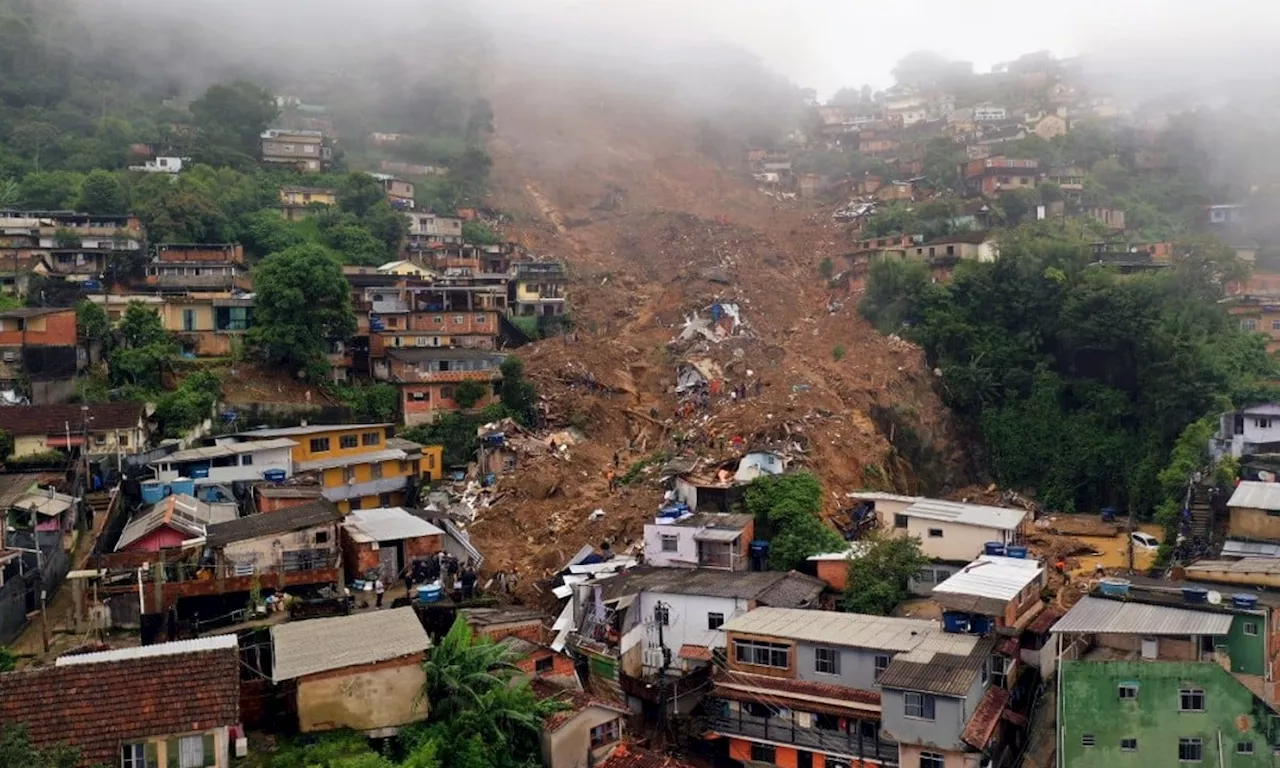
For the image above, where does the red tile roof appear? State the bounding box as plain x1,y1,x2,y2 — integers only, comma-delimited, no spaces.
0,402,144,436
678,644,714,662
596,743,698,768
1026,606,1064,635
712,668,880,713
961,685,1011,750
0,642,240,767
531,678,628,733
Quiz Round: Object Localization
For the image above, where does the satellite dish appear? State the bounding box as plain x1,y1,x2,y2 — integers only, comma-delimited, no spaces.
1208,591,1223,605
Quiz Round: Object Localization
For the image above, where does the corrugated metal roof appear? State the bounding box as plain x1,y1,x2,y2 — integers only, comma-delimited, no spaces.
932,556,1044,602
721,607,937,651
846,491,923,504
1221,540,1280,559
1227,481,1280,511
116,494,238,550
877,635,993,697
807,542,872,562
594,567,823,607
271,608,431,681
153,438,297,464
1186,558,1280,576
902,499,1027,530
1050,595,1233,635
234,423,391,438
693,528,741,542
297,447,407,472
343,507,444,543
56,635,237,666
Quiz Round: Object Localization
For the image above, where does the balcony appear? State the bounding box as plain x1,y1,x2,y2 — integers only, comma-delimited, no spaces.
709,711,899,766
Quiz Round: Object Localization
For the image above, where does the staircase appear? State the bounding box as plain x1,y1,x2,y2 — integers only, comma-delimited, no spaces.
1187,485,1214,541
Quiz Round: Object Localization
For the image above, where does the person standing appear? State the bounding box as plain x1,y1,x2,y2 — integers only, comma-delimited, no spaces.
374,577,386,609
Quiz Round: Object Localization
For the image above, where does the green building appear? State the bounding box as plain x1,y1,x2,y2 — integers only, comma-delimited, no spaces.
1052,592,1280,768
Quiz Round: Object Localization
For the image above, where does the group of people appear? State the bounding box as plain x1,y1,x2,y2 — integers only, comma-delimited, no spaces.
399,552,483,601
674,378,763,420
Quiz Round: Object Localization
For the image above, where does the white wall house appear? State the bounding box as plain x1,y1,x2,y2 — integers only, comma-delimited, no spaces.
151,437,296,484
128,157,187,174
1211,403,1280,460
642,513,752,570
879,497,1028,562
974,105,1008,121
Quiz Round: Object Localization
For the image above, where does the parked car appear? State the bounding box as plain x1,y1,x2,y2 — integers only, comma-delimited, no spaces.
1131,532,1160,550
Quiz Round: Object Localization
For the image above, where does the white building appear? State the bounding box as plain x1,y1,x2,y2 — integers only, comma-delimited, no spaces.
151,437,296,485
1211,403,1280,460
642,512,753,571
881,497,1028,562
128,156,187,174
974,104,1008,122
404,211,463,244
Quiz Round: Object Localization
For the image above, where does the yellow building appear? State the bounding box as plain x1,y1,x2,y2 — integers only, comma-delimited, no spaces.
376,260,434,279
279,187,338,221
234,424,442,512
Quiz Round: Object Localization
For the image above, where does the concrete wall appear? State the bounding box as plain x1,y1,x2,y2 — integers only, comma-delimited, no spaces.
897,743,976,768
541,706,625,768
296,655,427,733
155,445,293,483
794,641,890,691
222,525,334,568
636,591,744,673
642,523,699,568
1059,660,1275,768
880,688,973,752
1228,506,1280,541
881,513,1015,563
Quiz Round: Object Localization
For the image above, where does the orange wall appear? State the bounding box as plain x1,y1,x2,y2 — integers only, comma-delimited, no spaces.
0,310,77,347
816,560,849,591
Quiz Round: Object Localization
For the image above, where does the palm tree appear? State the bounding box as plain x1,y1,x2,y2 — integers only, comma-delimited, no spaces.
418,618,521,722
0,178,19,209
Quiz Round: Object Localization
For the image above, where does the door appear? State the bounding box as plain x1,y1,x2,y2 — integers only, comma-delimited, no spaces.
1141,637,1158,659
378,542,400,580
796,750,813,768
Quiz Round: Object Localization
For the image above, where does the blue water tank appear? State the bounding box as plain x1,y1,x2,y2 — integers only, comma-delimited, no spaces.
418,584,443,603
1098,578,1131,597
942,611,971,633
262,469,287,483
1182,587,1209,604
168,477,195,497
1232,593,1260,609
984,541,1006,556
140,480,166,505
189,466,210,479
1005,545,1028,559
749,540,770,571
969,615,994,635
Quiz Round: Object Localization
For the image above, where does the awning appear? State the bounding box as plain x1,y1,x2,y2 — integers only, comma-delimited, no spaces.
45,436,84,448
693,528,741,543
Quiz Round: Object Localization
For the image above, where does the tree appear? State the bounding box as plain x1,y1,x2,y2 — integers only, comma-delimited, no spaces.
142,189,233,243
0,430,12,462
75,169,125,214
838,533,930,615
337,172,387,218
18,171,81,209
858,259,932,333
462,220,501,246
190,81,279,160
453,380,487,410
0,177,18,207
0,724,80,768
118,302,168,349
10,121,60,172
248,244,356,372
75,299,110,349
744,473,846,570
361,201,409,258
498,357,537,426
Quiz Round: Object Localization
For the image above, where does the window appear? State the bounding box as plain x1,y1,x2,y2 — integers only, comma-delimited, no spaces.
379,492,393,507
1120,738,1138,752
1179,688,1205,712
815,646,841,675
749,743,776,763
1237,742,1254,755
168,734,215,768
315,531,329,544
441,386,454,400
476,314,488,324
453,315,465,325
241,454,253,466
707,612,724,630
905,692,936,720
1254,418,1272,430
340,435,359,449
363,431,381,447
310,437,331,453
743,701,781,718
1272,320,1280,331
433,315,443,324
121,743,157,768
1118,683,1138,700
1179,738,1202,762
95,434,107,446
894,513,909,529
120,434,129,447
1242,319,1259,331
874,654,890,681
919,752,945,768
928,528,944,538
1244,621,1259,636
654,605,669,626
946,245,955,256
416,337,428,347
372,462,384,479
349,497,362,511
535,656,555,674
589,718,621,749
660,534,679,553
980,659,989,684
344,466,355,483
1081,734,1095,747
734,640,790,669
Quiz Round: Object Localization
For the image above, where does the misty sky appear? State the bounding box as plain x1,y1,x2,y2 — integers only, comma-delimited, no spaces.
528,0,1275,97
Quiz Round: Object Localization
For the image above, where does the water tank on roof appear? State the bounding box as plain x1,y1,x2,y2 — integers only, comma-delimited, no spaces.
262,469,287,484
749,540,770,572
942,611,971,634
189,466,209,479
1232,593,1260,609
969,615,993,635
1005,545,1028,559
168,477,195,497
140,480,167,505
984,542,1006,556
1098,578,1131,597
1182,587,1209,604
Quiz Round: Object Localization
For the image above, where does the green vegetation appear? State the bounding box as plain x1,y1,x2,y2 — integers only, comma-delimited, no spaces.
452,380,488,410
832,345,845,361
620,450,673,486
744,472,846,570
153,370,222,438
461,220,501,246
861,228,1274,516
0,646,14,672
0,723,79,768
838,534,930,615
333,383,401,424
247,244,357,374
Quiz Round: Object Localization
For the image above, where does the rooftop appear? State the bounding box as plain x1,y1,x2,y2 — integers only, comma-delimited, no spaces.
846,491,924,504
1050,595,1234,636
0,306,74,319
531,678,629,732
255,485,324,499
0,636,239,767
901,498,1027,531
877,634,993,697
233,423,391,439
596,567,824,608
0,402,144,436
721,607,937,651
1227,481,1280,511
1185,558,1280,577
343,506,444,543
153,437,297,465
296,447,407,472
271,607,432,682
595,744,699,768
116,494,238,550
919,231,994,247
385,347,507,363
205,500,340,548
462,605,548,628
931,555,1044,613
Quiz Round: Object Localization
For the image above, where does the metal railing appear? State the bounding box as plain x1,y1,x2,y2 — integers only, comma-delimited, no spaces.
709,711,899,765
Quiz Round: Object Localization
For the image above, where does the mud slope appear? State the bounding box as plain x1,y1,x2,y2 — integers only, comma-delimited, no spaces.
467,56,969,582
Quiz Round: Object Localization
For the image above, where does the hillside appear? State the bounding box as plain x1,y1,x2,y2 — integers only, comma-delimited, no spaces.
465,59,971,577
